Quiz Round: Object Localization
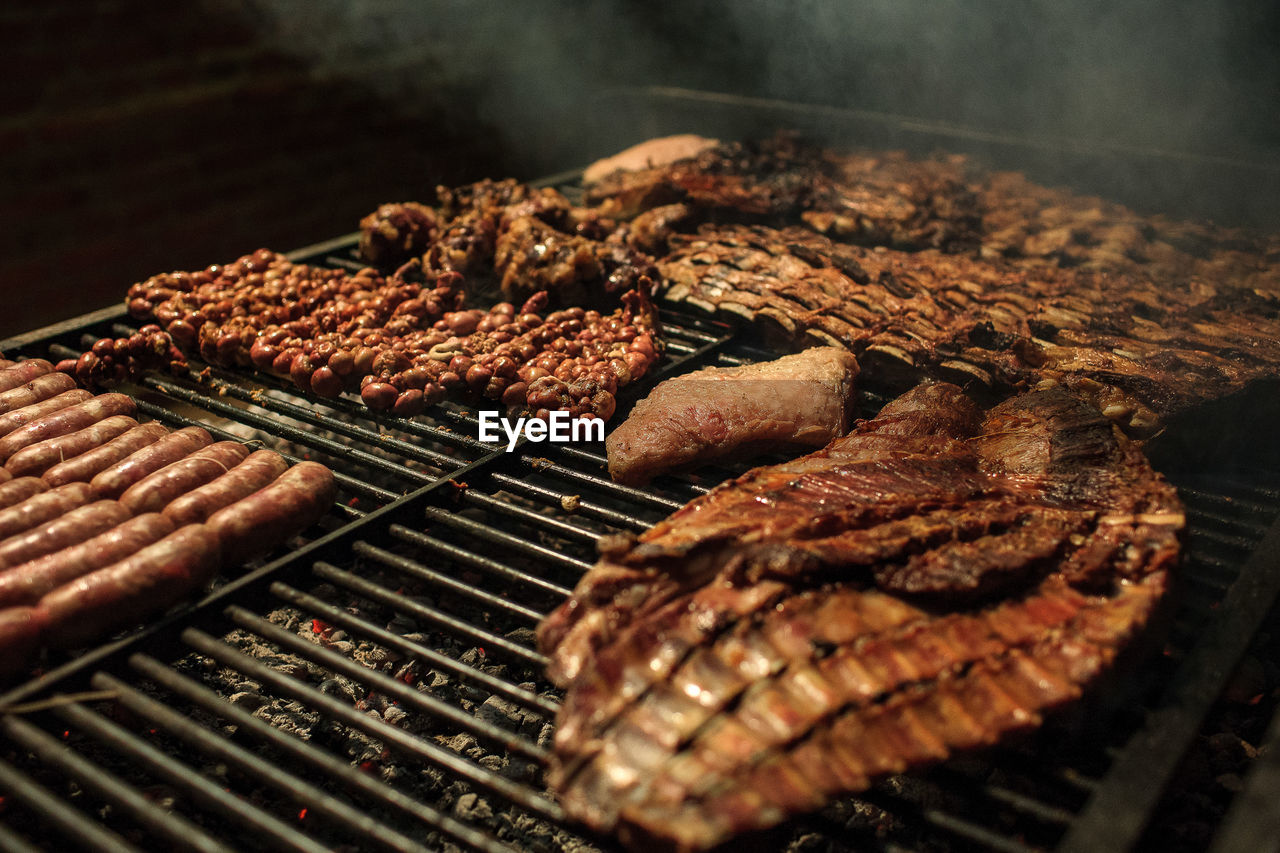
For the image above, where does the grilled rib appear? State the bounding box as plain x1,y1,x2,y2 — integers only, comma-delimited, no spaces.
538,383,1183,851
658,224,1280,434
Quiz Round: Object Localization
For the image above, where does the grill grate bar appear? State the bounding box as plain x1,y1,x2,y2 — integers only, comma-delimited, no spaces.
0,714,233,853
161,372,468,469
0,819,44,853
352,540,549,623
126,653,520,853
268,581,558,715
180,627,567,824
461,490,605,545
421,506,594,573
128,397,400,506
50,701,324,853
89,671,435,853
489,473,656,532
388,525,574,599
221,608,548,763
0,753,141,853
518,457,686,511
312,561,549,668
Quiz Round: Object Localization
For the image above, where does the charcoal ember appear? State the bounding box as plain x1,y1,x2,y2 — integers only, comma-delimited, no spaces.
538,383,1184,851
358,202,440,268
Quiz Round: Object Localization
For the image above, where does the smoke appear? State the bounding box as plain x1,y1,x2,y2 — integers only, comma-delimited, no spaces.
233,0,1279,217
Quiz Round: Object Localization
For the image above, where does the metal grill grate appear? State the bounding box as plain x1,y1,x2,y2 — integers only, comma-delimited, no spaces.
0,237,1278,853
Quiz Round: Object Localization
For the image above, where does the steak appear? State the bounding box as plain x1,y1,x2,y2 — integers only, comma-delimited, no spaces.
606,347,859,485
658,224,1280,434
538,383,1183,851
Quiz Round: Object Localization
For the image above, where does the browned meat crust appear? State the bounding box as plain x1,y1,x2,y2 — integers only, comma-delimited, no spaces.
606,347,859,485
538,383,1183,851
658,224,1280,434
585,135,982,253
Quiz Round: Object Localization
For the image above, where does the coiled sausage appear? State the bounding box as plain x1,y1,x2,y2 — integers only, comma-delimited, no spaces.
207,462,336,565
0,389,94,439
119,441,251,515
42,422,170,487
90,426,212,499
0,501,132,571
6,415,139,478
162,449,289,526
0,371,77,415
40,524,222,649
0,482,96,541
0,513,175,608
0,393,136,463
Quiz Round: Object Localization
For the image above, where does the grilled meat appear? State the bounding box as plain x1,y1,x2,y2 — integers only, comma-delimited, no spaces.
583,134,722,185
658,224,1280,434
606,347,859,485
585,135,982,252
539,383,1183,851
357,202,439,268
586,134,1280,290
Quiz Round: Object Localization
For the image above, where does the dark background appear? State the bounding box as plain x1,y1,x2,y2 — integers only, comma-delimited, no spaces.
4,0,1278,340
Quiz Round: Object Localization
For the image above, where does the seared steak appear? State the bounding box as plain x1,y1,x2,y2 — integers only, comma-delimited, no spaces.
606,347,859,485
659,224,1280,434
538,383,1183,851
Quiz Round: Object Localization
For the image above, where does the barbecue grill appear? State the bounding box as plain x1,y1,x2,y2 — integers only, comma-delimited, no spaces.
3,143,1280,853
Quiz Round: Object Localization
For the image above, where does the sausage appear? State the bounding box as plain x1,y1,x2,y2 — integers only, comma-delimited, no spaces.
42,422,170,487
0,389,94,439
0,501,133,571
6,415,139,478
0,468,10,485
0,371,77,415
162,449,289,526
207,462,336,566
90,426,213,499
0,606,46,681
0,477,47,511
40,524,222,649
0,393,136,463
0,513,175,608
119,441,252,516
0,482,96,541
0,360,54,395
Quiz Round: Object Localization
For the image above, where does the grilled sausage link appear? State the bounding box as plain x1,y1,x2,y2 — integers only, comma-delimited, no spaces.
0,393,136,463
207,462,336,566
40,524,222,649
162,449,289,526
90,426,212,499
0,482,96,541
0,513,175,608
120,441,252,516
0,501,133,571
0,390,94,439
0,606,46,681
0,371,77,416
0,360,54,395
6,415,139,479
42,422,170,487
0,477,47,511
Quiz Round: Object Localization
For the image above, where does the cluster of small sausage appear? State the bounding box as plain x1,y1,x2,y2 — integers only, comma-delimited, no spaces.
114,249,661,420
56,325,189,388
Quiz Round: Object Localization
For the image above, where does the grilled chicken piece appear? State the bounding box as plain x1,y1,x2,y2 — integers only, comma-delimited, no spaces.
659,224,1280,435
538,383,1183,851
606,347,859,485
583,134,721,185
